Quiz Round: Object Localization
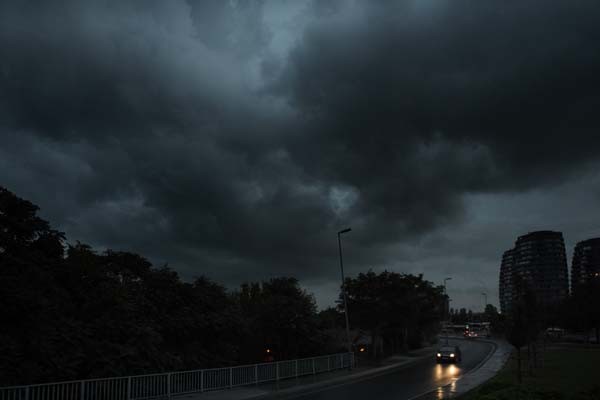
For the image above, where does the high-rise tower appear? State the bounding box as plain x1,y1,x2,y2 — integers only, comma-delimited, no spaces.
499,249,515,314
571,238,600,298
499,231,569,314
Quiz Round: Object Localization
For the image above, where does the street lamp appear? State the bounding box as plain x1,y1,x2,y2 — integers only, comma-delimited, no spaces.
482,292,488,311
443,277,452,344
337,228,352,360
443,277,452,320
444,277,452,288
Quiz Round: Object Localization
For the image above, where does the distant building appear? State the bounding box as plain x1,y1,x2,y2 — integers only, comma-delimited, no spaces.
499,249,515,314
571,238,600,298
499,231,569,314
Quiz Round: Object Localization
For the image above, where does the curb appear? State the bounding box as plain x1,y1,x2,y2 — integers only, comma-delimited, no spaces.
465,340,498,373
407,339,503,400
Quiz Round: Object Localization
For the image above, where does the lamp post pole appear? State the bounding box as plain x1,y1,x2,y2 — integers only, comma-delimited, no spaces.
443,277,452,344
443,277,452,313
482,292,488,312
338,228,352,362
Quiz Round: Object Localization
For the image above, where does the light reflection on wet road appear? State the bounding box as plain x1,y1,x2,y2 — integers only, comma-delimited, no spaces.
278,339,492,400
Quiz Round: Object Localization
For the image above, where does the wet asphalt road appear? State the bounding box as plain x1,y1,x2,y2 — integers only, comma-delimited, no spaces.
277,339,493,400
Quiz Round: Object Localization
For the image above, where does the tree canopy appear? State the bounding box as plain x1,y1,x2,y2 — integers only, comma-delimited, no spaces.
342,270,445,357
0,188,320,385
0,187,447,386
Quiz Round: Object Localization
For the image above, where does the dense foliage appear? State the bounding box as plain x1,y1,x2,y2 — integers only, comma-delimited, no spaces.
342,270,445,358
561,279,600,344
0,187,446,386
0,188,331,385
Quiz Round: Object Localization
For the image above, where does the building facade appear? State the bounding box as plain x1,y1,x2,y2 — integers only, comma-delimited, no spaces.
499,231,569,314
499,249,515,314
571,238,600,298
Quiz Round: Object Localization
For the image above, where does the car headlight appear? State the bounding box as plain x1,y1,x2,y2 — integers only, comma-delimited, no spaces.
450,353,455,357
437,353,441,357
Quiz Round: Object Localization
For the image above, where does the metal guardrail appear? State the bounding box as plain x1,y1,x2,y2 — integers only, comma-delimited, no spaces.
1,352,354,400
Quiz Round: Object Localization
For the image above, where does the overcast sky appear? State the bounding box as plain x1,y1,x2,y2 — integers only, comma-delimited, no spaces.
2,0,600,311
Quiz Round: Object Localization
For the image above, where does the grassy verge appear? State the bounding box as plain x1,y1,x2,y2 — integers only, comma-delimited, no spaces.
460,344,600,399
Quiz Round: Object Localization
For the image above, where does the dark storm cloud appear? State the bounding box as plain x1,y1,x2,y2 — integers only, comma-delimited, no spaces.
277,1,600,226
261,0,600,260
0,0,334,282
2,0,600,307
188,0,270,56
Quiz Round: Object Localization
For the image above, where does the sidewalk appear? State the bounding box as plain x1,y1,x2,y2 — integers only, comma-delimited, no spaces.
177,346,437,400
411,339,512,399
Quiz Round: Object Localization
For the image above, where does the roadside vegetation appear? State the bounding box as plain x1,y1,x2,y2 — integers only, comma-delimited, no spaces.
461,345,600,399
344,271,445,358
0,187,446,386
460,257,600,399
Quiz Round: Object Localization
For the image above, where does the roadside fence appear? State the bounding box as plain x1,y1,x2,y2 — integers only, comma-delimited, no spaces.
1,352,354,400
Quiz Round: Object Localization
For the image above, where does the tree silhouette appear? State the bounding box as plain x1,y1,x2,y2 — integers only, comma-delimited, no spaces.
0,186,449,385
505,274,539,383
236,277,320,361
0,187,248,384
342,270,444,358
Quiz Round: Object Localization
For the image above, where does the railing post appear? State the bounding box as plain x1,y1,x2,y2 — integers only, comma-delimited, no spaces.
127,376,132,400
254,365,258,385
167,373,171,399
80,381,84,400
229,368,233,388
327,356,331,371
25,386,30,400
276,362,279,381
295,360,298,378
312,358,316,375
200,370,204,393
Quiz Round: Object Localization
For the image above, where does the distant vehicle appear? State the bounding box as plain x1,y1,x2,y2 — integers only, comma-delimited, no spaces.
464,330,478,339
545,327,565,339
436,345,461,363
464,322,491,338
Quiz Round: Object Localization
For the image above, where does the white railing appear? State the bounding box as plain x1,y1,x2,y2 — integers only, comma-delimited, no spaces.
0,352,354,400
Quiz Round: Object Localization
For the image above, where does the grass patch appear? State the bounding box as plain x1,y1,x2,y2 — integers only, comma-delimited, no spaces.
460,344,600,399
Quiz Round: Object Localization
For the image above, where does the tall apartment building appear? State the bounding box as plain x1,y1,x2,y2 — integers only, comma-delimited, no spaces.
499,231,569,314
571,238,600,298
499,249,515,314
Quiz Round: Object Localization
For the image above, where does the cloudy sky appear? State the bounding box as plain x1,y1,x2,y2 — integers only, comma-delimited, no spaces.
2,0,600,311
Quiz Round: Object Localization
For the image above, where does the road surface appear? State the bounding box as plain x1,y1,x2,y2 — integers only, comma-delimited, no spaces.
277,339,493,400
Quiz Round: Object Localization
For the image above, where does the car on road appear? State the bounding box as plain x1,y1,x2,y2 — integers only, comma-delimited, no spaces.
464,330,478,339
436,345,461,363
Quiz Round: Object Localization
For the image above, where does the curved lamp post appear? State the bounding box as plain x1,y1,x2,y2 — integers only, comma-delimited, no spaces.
443,277,452,344
338,228,352,359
